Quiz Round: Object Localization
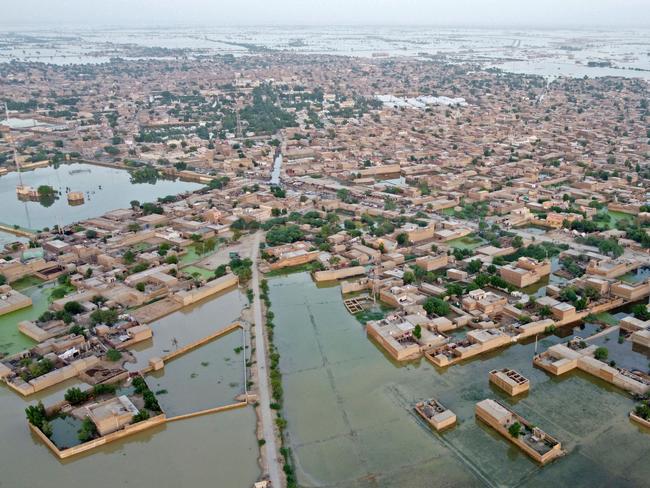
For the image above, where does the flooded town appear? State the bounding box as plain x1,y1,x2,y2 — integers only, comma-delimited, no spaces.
1,3,650,487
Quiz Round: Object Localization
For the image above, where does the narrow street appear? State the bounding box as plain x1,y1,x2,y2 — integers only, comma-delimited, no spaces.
250,232,282,488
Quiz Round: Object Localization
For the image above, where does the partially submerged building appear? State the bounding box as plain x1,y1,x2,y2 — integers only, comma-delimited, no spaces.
475,399,564,465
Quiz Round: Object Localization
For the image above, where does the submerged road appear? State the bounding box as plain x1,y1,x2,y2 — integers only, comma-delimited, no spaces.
251,232,282,487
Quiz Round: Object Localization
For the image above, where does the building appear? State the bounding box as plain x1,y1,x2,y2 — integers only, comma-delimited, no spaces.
500,257,551,288
475,399,563,465
489,368,530,396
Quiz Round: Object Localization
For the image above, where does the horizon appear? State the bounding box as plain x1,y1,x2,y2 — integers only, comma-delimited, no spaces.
3,0,649,29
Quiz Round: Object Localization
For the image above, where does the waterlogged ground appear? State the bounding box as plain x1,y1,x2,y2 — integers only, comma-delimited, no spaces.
269,272,650,488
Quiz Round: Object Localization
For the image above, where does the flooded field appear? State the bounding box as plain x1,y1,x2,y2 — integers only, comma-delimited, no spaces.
0,163,202,231
126,287,246,370
2,28,650,80
269,272,650,488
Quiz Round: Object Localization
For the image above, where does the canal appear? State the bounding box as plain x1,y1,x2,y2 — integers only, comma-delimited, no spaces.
0,163,202,231
268,272,650,487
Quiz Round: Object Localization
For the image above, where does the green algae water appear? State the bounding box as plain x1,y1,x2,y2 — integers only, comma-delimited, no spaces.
0,283,52,356
268,272,650,487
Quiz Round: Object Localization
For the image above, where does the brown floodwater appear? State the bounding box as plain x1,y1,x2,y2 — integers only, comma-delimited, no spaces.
269,272,650,488
0,288,260,488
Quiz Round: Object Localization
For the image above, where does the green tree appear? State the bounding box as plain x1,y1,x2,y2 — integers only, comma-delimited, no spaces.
64,387,89,405
396,233,410,246
106,349,122,362
63,301,84,315
508,422,522,438
423,297,450,317
413,324,422,339
467,259,482,274
402,271,415,284
594,347,608,361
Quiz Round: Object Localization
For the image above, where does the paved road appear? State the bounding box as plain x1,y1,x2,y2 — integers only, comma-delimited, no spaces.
251,232,282,488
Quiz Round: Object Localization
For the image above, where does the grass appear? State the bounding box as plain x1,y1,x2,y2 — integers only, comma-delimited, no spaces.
446,234,484,251
182,265,214,279
593,312,619,326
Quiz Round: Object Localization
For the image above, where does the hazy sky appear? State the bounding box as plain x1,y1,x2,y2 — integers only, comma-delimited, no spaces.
2,0,649,27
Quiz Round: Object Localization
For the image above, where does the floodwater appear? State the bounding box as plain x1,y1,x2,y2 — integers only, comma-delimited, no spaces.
269,272,650,487
126,287,247,370
0,163,202,231
0,285,260,488
3,27,650,80
0,283,52,357
149,329,247,417
0,230,28,249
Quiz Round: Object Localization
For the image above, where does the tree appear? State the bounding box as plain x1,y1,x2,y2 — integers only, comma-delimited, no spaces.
594,347,608,361
402,271,415,285
446,283,464,297
396,233,410,246
467,259,482,274
65,387,88,405
63,301,84,315
25,402,47,429
85,229,98,239
413,324,422,339
90,309,119,326
423,297,450,317
78,416,97,442
106,349,122,362
508,422,522,438
0,274,6,286
633,304,650,321
203,237,217,254
512,235,524,248
123,249,136,265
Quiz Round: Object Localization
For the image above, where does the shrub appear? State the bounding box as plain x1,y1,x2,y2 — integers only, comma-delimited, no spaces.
594,347,608,361
65,387,89,405
508,422,522,438
413,324,422,339
132,410,150,423
93,383,117,396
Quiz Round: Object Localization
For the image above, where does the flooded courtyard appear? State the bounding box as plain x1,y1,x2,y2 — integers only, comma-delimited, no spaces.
269,272,650,488
0,286,260,488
